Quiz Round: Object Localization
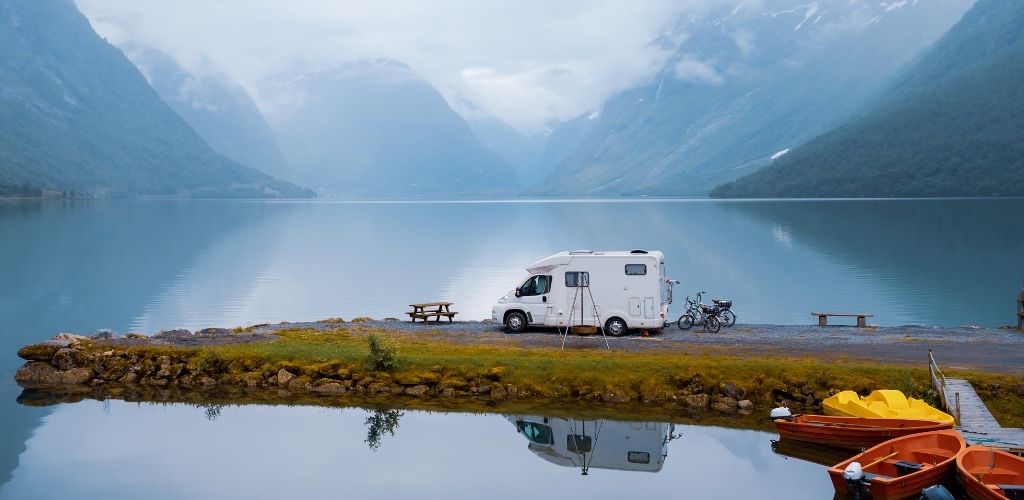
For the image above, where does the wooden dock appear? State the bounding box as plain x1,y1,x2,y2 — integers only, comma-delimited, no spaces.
929,350,1024,455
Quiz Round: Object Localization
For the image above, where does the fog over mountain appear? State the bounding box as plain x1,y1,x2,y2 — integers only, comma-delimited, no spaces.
50,0,1022,199
0,0,309,198
121,45,290,179
713,0,1024,198
538,0,975,196
260,59,516,196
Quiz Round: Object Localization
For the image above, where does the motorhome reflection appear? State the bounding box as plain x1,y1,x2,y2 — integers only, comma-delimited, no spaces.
491,250,676,335
507,416,673,474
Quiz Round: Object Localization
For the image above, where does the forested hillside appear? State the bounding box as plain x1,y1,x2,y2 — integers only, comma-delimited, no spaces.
0,0,310,198
713,0,1024,198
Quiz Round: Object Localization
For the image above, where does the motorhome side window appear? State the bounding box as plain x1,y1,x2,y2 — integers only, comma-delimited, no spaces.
519,275,550,296
625,264,647,275
564,271,589,287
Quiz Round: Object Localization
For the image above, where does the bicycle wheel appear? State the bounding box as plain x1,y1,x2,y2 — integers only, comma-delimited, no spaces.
720,310,736,327
677,314,694,330
705,315,721,333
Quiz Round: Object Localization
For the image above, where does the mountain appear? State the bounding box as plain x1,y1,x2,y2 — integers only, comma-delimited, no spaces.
260,59,516,197
538,0,974,196
466,117,544,181
468,112,602,187
121,45,291,180
712,0,1024,198
0,0,310,198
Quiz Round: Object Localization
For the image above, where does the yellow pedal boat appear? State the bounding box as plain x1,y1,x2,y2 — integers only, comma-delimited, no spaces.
822,389,955,424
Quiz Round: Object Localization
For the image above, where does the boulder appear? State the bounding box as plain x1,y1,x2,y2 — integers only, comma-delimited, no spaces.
277,369,296,386
90,329,118,339
15,362,93,386
718,396,738,408
287,376,313,392
17,342,66,362
63,368,94,385
154,329,193,340
195,328,232,338
404,385,430,396
738,399,755,410
393,373,422,386
314,383,348,395
53,333,88,344
490,384,507,400
684,394,709,408
711,402,737,413
719,383,746,400
51,348,79,370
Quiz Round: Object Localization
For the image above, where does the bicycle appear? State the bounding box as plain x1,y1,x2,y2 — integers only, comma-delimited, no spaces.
676,291,722,333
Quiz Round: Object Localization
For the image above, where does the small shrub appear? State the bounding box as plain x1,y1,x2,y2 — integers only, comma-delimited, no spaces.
320,317,345,324
364,334,397,371
351,316,374,323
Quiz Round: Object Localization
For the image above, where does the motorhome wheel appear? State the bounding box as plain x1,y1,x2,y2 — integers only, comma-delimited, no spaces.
505,311,527,333
605,317,627,336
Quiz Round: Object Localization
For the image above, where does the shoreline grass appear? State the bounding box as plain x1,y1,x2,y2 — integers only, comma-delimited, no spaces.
76,326,1024,427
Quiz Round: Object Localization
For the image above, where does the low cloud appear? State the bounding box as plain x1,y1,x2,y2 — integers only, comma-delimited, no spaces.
76,0,709,132
674,55,724,85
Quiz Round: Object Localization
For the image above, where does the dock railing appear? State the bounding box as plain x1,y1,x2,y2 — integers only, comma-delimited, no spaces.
928,349,959,425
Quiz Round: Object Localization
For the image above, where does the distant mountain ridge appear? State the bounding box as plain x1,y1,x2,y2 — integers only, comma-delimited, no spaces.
122,45,291,180
261,59,516,197
712,0,1024,198
536,0,973,196
0,0,310,198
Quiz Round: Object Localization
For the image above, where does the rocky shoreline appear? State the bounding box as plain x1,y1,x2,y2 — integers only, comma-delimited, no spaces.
14,320,1022,421
12,328,793,414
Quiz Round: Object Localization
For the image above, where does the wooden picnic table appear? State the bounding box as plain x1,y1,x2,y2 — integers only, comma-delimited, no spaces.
407,301,457,323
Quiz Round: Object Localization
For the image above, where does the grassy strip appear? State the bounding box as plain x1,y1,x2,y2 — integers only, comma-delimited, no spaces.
107,326,1021,427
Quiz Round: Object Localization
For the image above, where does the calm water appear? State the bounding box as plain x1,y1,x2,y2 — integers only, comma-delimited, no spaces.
0,402,833,499
1,198,1021,498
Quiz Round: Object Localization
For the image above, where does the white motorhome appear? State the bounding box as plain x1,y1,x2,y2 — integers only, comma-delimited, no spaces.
506,416,672,473
491,250,675,335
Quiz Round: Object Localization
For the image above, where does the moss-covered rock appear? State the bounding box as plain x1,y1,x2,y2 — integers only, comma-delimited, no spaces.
17,342,64,362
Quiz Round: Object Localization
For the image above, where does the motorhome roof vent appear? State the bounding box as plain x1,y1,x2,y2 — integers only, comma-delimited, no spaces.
630,249,648,254
569,250,594,255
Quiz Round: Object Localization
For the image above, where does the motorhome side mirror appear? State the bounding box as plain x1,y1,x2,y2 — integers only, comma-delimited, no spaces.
515,287,521,297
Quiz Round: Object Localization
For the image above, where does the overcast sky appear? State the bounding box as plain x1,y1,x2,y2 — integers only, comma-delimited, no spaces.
75,0,710,133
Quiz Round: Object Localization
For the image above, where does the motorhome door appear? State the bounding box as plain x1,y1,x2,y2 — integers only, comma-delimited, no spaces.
517,275,551,324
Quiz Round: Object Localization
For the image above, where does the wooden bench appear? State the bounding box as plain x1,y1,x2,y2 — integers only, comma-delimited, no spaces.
407,301,457,323
811,312,874,328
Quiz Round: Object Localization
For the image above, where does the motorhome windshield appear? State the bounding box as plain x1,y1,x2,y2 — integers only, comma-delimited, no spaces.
517,421,554,445
519,275,550,296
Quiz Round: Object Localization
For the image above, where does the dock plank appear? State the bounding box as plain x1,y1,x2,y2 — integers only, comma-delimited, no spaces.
930,350,1024,455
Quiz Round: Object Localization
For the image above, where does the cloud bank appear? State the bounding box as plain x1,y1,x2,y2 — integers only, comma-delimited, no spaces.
76,0,702,132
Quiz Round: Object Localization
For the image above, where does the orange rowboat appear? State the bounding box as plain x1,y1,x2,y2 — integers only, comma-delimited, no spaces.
828,429,966,500
774,414,953,450
956,445,1024,500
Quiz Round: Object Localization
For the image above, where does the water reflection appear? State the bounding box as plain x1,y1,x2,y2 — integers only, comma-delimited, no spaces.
365,409,403,451
0,200,275,487
508,416,678,474
771,438,853,468
0,401,835,499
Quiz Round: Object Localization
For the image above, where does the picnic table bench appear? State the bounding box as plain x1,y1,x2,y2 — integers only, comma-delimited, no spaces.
407,301,457,323
812,312,874,328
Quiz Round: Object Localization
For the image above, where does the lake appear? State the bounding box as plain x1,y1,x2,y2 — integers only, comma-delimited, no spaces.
1,198,1021,498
